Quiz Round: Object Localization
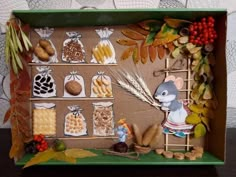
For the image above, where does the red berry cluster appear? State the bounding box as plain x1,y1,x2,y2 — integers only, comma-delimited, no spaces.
34,134,48,152
189,16,217,45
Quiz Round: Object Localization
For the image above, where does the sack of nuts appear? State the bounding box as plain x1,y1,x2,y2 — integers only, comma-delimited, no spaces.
90,72,113,98
33,66,56,98
33,27,58,63
63,71,86,97
93,102,115,136
62,32,86,63
91,27,116,64
64,105,87,137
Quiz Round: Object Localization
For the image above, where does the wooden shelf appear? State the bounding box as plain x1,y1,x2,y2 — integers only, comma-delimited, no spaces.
28,63,118,66
30,97,114,101
45,136,118,140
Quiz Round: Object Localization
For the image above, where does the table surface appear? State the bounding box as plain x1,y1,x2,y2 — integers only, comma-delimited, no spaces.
0,128,235,177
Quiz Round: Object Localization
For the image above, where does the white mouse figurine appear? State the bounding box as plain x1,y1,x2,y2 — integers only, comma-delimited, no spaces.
154,75,193,138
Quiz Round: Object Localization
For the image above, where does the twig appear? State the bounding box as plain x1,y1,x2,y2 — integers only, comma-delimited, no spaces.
103,150,140,160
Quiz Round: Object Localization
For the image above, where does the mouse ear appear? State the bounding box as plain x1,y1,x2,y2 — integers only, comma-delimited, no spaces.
164,75,176,82
174,77,184,90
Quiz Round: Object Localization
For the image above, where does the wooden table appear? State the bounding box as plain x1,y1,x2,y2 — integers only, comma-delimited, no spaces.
0,128,235,177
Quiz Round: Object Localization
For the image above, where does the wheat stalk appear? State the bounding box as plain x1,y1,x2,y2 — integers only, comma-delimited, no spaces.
135,74,156,102
117,80,160,109
121,71,154,104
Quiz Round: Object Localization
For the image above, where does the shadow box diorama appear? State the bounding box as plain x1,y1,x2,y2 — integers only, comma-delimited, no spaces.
3,9,227,167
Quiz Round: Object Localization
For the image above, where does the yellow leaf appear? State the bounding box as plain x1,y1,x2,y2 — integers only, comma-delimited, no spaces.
53,151,76,164
203,84,213,100
201,117,210,131
188,104,204,114
23,148,56,168
153,24,180,46
65,149,97,159
186,113,201,125
164,17,192,28
194,123,206,138
201,108,214,119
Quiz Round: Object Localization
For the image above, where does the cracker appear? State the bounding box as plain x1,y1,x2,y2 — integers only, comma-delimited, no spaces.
33,109,56,136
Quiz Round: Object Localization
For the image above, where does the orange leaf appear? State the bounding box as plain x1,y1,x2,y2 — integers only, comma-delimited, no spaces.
132,45,140,64
121,29,145,40
157,46,166,60
127,24,149,35
3,108,12,124
121,46,135,60
116,39,137,46
140,41,148,64
149,45,157,62
16,105,29,117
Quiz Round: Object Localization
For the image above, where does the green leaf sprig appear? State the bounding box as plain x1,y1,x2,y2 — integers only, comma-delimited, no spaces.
5,20,32,75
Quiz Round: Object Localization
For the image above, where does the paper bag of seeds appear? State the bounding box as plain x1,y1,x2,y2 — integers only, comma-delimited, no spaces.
90,72,113,98
93,102,114,136
33,103,56,136
63,71,86,97
62,32,86,63
91,27,116,64
33,66,56,98
64,105,87,137
33,27,58,63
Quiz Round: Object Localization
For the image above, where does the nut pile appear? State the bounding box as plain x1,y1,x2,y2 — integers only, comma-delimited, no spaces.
64,113,85,136
33,74,54,95
63,40,84,62
93,105,114,136
92,77,112,98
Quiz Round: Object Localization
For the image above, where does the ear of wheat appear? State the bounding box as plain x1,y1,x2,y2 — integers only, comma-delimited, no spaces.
116,72,160,109
121,72,154,104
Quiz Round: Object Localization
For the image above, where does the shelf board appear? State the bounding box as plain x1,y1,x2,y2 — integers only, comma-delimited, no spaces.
30,97,114,101
28,63,118,66
45,136,118,140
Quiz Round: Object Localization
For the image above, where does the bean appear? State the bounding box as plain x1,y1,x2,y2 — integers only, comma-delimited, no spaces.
35,82,41,87
40,77,46,83
41,86,48,91
40,90,46,94
49,82,53,88
34,90,40,94
43,83,49,87
46,77,51,83
48,89,54,93
35,75,41,81
34,86,40,90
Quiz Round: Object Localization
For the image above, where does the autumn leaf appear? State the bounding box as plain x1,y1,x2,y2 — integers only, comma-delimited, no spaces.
53,151,76,164
153,24,180,46
138,19,162,32
23,148,56,168
186,113,201,125
144,31,157,46
9,118,24,159
65,149,97,159
188,104,204,114
201,117,210,131
132,45,140,64
164,17,192,28
3,108,11,124
194,123,207,138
